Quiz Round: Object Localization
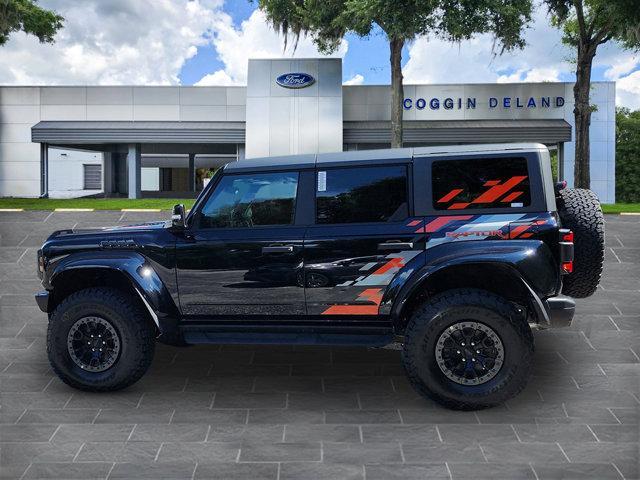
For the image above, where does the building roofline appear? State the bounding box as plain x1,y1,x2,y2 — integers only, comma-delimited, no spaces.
0,81,615,88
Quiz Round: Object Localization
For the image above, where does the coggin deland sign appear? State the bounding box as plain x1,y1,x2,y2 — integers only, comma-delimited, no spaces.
275,71,566,112
403,95,565,110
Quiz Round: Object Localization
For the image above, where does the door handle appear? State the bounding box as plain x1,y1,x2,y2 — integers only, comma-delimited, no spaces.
378,241,413,251
262,245,294,253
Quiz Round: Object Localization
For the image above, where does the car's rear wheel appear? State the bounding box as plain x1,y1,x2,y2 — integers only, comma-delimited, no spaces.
305,272,330,288
401,289,534,410
47,287,155,392
557,188,605,298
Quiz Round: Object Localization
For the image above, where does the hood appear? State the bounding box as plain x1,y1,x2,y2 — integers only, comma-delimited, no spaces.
49,221,169,238
41,221,172,260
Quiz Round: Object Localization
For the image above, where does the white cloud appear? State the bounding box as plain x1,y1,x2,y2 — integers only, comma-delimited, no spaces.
403,8,572,85
599,51,640,109
616,70,640,110
1,1,637,110
497,67,561,83
0,0,224,85
196,9,348,86
343,74,364,85
0,2,346,87
195,70,237,86
604,54,639,81
402,5,639,108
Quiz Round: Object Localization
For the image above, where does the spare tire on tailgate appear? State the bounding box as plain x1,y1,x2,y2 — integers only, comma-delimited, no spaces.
556,188,605,298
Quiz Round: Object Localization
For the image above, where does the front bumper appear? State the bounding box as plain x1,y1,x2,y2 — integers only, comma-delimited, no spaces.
545,295,575,328
35,291,51,313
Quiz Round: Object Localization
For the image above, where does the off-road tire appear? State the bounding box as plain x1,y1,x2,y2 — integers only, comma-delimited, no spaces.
557,188,605,298
47,287,155,391
402,289,534,410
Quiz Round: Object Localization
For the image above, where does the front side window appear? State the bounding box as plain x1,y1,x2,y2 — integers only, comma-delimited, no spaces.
316,165,408,224
199,172,298,228
432,157,531,210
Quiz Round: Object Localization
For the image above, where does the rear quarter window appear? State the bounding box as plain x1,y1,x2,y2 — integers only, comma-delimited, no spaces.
432,157,531,210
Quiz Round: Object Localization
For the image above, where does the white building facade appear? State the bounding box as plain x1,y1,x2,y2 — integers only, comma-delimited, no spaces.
0,58,616,202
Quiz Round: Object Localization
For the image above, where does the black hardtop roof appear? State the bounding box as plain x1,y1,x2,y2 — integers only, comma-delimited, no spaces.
223,143,546,173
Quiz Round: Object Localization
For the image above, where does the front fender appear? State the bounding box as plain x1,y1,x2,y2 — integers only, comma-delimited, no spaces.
384,239,559,324
48,251,181,338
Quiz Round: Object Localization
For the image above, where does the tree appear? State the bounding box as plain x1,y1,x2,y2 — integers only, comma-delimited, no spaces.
615,107,640,203
258,0,532,148
545,0,640,189
0,0,64,46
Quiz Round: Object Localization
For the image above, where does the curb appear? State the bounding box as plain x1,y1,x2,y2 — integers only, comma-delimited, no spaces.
0,208,172,212
620,212,640,216
121,209,163,212
54,208,95,212
48,208,165,212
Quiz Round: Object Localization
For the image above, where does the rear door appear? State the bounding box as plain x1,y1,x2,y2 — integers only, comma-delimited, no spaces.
303,162,425,317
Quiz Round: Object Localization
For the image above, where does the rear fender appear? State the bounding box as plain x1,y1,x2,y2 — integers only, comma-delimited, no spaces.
383,240,559,329
48,251,181,339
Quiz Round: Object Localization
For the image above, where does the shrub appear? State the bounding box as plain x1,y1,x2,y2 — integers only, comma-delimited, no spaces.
616,108,640,203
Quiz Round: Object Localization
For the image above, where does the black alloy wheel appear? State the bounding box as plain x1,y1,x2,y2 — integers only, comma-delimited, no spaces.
67,316,121,372
434,321,504,385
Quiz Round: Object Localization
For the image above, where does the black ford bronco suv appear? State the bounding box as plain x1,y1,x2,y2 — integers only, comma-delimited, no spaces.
36,143,605,410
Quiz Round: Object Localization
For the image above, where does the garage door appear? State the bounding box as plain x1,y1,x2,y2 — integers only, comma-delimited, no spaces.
83,164,102,190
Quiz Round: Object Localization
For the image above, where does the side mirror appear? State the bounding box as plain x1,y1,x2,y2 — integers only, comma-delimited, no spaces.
171,204,186,229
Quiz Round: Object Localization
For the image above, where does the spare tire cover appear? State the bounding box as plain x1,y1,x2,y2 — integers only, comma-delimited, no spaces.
557,188,605,298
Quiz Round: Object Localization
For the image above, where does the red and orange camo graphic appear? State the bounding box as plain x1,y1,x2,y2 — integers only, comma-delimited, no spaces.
437,176,528,210
320,212,555,315
321,288,384,315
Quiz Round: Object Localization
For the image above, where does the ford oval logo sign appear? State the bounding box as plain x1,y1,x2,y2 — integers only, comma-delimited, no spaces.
276,73,315,89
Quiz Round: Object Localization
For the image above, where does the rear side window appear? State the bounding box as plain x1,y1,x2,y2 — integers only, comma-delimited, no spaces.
316,165,408,224
432,157,531,210
199,172,298,228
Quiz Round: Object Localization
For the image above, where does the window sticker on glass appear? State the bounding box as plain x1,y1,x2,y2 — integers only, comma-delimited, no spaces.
315,166,408,224
317,171,327,192
511,202,524,208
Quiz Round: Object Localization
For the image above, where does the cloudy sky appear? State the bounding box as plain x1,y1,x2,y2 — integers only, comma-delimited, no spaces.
0,0,638,108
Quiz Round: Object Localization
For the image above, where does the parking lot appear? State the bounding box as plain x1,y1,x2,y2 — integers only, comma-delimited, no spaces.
0,210,638,480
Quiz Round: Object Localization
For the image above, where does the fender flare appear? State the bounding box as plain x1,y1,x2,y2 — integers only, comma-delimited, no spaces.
48,251,181,338
382,240,558,328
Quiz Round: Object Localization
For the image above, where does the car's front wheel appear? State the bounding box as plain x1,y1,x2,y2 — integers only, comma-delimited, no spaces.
47,287,155,392
401,289,534,410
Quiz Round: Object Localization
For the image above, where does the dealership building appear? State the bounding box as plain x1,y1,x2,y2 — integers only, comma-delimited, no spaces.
0,58,616,202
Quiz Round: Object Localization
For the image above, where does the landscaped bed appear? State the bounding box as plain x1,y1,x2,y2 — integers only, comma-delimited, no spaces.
0,198,196,211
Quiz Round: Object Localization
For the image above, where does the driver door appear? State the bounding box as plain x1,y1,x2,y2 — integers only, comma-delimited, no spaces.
175,170,306,318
